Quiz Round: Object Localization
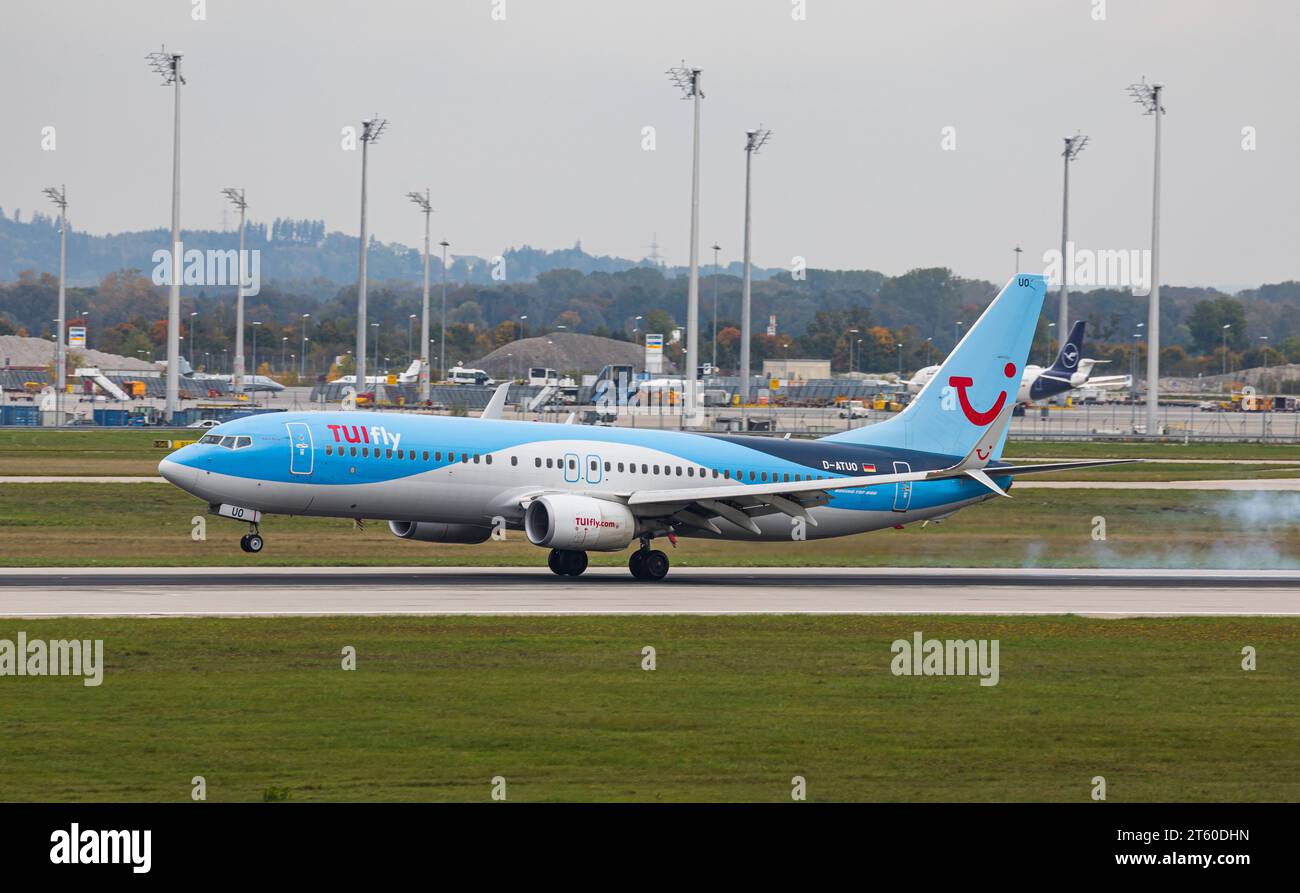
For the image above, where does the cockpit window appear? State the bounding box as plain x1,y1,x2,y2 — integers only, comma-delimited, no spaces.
203,434,253,449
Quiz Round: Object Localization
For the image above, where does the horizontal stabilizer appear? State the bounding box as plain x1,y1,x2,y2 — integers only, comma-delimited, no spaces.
988,459,1140,476
965,468,1011,497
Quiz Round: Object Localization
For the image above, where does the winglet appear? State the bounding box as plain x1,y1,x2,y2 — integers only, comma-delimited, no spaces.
479,382,511,420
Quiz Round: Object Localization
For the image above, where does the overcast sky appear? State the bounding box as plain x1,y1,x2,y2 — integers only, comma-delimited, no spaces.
2,0,1295,287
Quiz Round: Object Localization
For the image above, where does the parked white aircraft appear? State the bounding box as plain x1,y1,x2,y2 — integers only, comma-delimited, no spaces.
901,321,1128,404
331,360,423,387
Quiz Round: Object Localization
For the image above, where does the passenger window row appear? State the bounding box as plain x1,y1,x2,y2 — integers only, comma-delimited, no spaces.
319,442,827,485
324,444,499,464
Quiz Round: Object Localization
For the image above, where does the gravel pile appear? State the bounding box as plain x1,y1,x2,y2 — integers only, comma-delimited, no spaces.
0,334,159,371
471,331,675,379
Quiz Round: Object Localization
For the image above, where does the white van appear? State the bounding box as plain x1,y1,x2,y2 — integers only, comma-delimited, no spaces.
528,367,559,386
448,365,493,386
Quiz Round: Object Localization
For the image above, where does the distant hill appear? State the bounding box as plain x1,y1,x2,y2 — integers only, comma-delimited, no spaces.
0,209,782,288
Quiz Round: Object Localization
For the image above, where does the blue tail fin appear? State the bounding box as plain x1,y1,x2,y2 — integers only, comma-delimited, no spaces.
1048,320,1086,375
821,274,1047,459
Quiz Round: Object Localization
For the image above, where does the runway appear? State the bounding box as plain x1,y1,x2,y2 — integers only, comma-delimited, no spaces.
2,566,1297,617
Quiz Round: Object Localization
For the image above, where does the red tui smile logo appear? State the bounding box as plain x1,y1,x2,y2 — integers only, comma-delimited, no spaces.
949,363,1017,426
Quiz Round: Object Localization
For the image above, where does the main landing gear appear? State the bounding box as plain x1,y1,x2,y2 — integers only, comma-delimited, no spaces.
545,541,671,581
548,548,588,577
239,523,264,553
628,541,669,582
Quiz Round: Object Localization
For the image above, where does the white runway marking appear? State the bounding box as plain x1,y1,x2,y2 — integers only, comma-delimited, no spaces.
2,567,1296,617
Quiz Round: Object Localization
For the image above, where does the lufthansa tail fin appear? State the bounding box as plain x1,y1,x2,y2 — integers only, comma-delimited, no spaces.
1047,320,1086,376
820,274,1047,460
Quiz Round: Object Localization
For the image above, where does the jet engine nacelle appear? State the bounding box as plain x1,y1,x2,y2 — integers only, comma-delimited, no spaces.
388,520,493,544
524,494,636,552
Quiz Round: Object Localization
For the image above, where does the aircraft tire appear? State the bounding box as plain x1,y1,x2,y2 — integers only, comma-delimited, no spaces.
563,550,588,576
245,534,264,553
641,550,669,582
548,549,565,575
628,550,647,580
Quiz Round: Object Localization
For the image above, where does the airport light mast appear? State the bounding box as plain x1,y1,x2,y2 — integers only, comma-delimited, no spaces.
439,240,450,383
667,62,704,424
220,187,248,393
355,115,388,399
146,46,185,422
42,185,68,425
711,242,721,371
739,126,771,404
1058,132,1088,343
250,321,261,405
1128,78,1165,436
300,313,310,378
407,189,434,400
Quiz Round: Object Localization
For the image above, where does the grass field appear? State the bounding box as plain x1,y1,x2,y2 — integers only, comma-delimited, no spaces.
2,615,1295,802
0,428,199,476
1002,439,1300,461
1027,462,1300,482
3,482,1298,568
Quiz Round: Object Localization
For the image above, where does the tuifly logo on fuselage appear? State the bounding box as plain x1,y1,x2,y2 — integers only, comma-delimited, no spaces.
326,424,402,450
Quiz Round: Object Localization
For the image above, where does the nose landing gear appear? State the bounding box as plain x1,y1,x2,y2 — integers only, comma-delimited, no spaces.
239,523,264,553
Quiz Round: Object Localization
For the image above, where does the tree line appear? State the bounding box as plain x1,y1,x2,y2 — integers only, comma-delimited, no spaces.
2,261,1298,383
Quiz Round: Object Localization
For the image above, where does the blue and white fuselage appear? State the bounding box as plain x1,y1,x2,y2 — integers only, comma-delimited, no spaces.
159,276,1121,579
161,411,1003,539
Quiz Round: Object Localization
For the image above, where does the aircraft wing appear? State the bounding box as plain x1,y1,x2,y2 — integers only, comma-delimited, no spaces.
619,401,1019,531
622,466,929,533
1083,375,1132,389
621,453,1138,531
586,403,1133,532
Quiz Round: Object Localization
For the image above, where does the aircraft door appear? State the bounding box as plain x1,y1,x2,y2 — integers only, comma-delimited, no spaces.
563,451,580,484
287,422,314,475
892,460,912,512
584,453,602,484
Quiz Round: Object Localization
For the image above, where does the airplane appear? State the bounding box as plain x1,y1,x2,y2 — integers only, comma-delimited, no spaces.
158,274,1131,581
166,358,286,393
901,320,1126,404
330,360,424,387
